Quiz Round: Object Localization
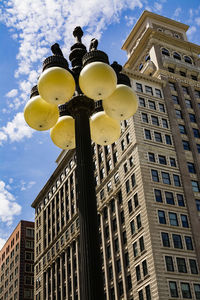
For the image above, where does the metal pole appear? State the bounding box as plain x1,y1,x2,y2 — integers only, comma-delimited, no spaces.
68,96,104,300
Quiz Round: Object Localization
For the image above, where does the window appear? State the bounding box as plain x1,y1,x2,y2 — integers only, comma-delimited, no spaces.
177,257,187,273
131,174,136,188
195,90,200,98
162,48,170,56
172,95,179,104
151,115,159,126
196,199,200,211
133,242,138,257
165,135,172,145
148,100,156,110
148,152,155,162
182,86,189,95
169,82,176,91
136,214,142,229
155,88,162,98
177,194,185,206
183,140,190,150
191,180,200,192
173,52,181,60
134,193,139,208
175,109,182,119
170,158,176,167
130,220,135,235
180,71,186,77
161,232,170,247
162,119,168,128
155,189,162,202
181,214,189,228
145,285,151,300
194,284,200,299
185,99,192,108
139,236,145,252
172,234,182,249
158,155,166,165
139,97,145,107
162,172,171,184
165,256,174,271
128,199,133,214
139,63,143,71
187,162,196,173
136,83,143,92
185,236,193,250
139,290,144,300
159,103,165,112
155,132,162,142
127,275,132,291
169,281,178,298
145,86,153,95
142,260,148,276
125,180,130,193
189,113,196,123
151,170,159,182
181,283,192,298
165,192,174,205
179,124,186,134
121,139,125,151
158,210,166,224
169,212,178,226
191,74,197,81
173,175,181,186
197,144,200,153
145,129,151,140
184,56,192,64
189,259,198,274
193,128,200,138
136,265,141,281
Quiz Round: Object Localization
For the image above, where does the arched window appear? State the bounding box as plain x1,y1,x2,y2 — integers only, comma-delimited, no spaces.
162,48,170,56
139,63,143,71
184,56,192,64
173,52,181,60
145,54,150,62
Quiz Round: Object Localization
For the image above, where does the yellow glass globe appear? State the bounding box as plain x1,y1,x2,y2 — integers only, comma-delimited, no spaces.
103,84,138,120
50,116,75,149
90,111,121,145
38,67,75,105
79,62,117,100
24,95,59,131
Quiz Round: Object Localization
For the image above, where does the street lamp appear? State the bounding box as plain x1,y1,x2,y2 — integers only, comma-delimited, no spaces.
24,27,138,300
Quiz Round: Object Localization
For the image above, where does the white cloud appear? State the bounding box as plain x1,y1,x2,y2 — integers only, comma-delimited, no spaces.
154,2,162,12
173,7,182,18
0,180,21,225
6,89,18,98
125,15,137,27
20,180,36,191
0,112,33,145
195,17,200,26
187,26,197,37
0,238,7,250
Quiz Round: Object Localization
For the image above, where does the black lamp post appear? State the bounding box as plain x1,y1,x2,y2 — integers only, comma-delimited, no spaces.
24,26,138,300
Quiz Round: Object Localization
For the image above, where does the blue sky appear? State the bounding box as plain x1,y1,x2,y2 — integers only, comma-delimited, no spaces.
0,0,200,248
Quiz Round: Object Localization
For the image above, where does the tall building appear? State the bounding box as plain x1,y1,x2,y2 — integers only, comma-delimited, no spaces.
0,220,34,300
32,11,200,300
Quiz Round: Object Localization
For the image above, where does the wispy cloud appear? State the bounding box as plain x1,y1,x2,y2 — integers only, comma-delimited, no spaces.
20,180,36,191
187,26,197,38
0,238,7,250
0,180,21,225
173,7,182,18
6,89,18,98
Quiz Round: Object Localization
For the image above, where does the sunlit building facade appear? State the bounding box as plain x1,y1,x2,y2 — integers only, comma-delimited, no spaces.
32,11,200,300
0,220,34,300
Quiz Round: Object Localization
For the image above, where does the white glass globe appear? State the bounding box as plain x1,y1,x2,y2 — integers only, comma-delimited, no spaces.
38,67,76,105
50,116,75,149
24,95,59,131
79,62,117,100
103,84,138,120
90,111,121,145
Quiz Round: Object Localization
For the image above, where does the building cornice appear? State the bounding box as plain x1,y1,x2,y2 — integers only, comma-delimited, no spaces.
123,68,166,86
122,10,189,50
